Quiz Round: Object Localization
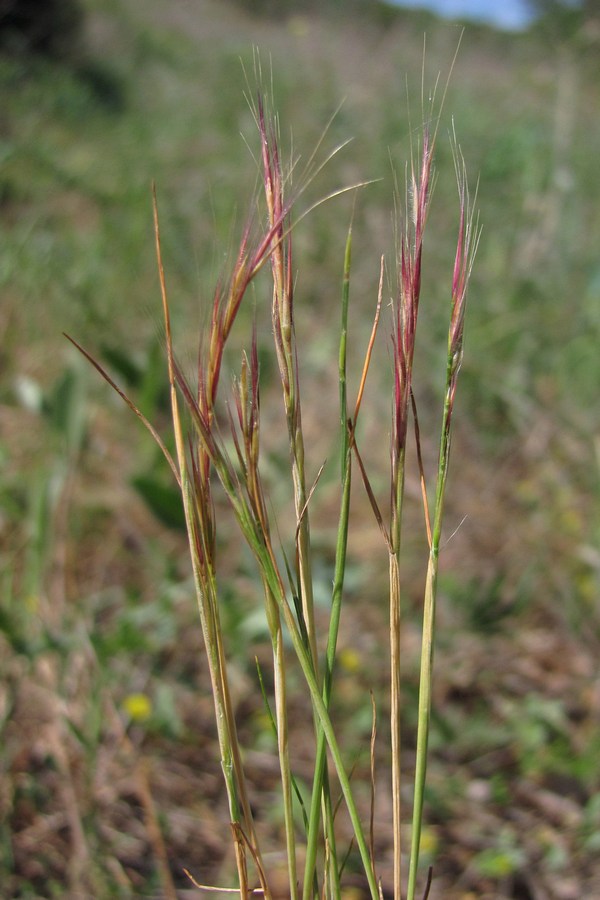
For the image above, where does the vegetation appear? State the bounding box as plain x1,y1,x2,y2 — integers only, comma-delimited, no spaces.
1,0,599,897
0,0,84,57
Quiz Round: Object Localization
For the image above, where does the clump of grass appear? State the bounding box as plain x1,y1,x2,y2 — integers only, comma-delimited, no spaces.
69,75,478,899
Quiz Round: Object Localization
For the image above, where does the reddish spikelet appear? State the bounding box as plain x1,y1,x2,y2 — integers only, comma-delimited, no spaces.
257,95,296,410
187,435,216,571
187,162,295,513
257,92,319,677
388,127,435,900
391,129,435,519
249,328,261,465
204,219,255,414
170,96,307,595
447,154,479,422
232,330,270,540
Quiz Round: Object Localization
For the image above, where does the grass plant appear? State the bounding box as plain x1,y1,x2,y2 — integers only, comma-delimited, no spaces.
3,4,600,896
70,72,479,897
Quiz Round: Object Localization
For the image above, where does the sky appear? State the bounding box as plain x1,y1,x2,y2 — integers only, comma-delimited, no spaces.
388,0,537,31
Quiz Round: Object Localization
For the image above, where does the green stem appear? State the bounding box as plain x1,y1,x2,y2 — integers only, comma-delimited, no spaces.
390,446,405,900
406,352,454,900
259,572,299,900
204,455,379,896
272,612,298,900
303,457,351,899
339,223,352,471
303,225,352,899
182,471,270,897
292,438,318,672
276,574,379,900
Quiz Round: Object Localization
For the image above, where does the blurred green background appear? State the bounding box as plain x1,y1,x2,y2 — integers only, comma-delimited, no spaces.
1,1,599,897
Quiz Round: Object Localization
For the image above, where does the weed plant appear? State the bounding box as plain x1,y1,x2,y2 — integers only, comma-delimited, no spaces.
71,77,478,899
